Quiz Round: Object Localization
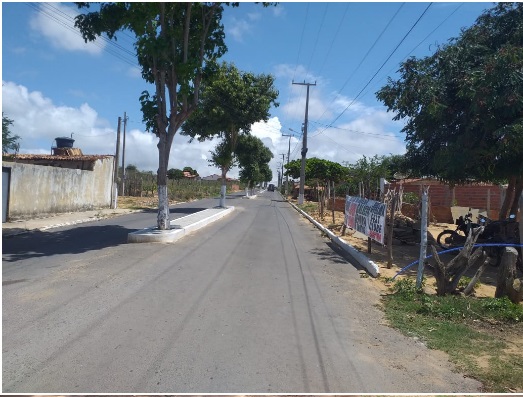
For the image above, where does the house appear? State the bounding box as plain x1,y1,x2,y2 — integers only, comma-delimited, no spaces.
2,152,115,222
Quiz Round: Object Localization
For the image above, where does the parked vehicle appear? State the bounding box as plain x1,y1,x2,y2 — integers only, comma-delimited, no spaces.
437,210,521,272
436,211,481,249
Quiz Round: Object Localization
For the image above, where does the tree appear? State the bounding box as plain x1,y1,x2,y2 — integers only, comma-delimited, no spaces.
2,113,20,155
182,166,199,177
235,134,273,191
208,138,236,186
167,168,184,180
75,3,274,229
376,3,523,218
285,157,348,206
181,61,279,206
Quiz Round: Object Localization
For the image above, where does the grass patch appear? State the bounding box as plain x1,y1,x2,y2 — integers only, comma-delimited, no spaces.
382,278,523,392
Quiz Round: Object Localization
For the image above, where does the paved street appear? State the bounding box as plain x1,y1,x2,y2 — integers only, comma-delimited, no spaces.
2,192,481,393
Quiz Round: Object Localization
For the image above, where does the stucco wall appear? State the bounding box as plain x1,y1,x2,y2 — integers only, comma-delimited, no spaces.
3,157,114,220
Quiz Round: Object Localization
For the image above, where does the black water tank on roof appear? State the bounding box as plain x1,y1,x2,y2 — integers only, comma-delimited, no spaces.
55,137,75,148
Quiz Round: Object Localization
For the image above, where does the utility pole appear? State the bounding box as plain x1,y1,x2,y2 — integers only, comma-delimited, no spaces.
112,116,122,209
121,112,128,196
292,81,316,205
282,133,292,196
280,153,285,191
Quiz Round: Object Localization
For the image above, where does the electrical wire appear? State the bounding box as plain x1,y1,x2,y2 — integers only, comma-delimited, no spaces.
319,3,433,135
26,3,140,70
317,3,350,76
315,3,405,125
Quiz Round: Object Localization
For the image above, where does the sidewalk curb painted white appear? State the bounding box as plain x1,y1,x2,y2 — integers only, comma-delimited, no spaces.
127,206,235,243
288,201,380,277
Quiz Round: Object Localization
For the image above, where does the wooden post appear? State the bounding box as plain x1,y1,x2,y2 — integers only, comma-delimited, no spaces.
332,181,336,224
387,193,397,269
416,187,429,289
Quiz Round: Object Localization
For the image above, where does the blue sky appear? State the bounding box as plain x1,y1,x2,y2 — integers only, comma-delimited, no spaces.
2,2,494,181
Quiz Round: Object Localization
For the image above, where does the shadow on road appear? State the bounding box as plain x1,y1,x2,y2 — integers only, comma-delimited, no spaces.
2,224,134,263
310,241,366,271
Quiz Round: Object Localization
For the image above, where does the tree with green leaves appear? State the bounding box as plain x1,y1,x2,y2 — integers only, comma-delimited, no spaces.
285,157,348,207
167,168,184,180
181,61,278,206
235,134,273,193
2,113,20,155
208,138,236,188
376,3,523,218
75,2,275,229
182,166,199,177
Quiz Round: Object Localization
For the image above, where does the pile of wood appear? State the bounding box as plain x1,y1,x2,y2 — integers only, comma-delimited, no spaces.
388,211,435,245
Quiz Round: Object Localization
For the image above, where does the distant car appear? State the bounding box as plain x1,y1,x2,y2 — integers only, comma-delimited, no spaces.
268,184,275,191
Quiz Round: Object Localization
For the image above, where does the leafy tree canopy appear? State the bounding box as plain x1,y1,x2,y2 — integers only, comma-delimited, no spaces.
167,168,185,180
376,3,523,185
235,134,273,186
181,61,279,143
285,157,348,185
2,113,20,155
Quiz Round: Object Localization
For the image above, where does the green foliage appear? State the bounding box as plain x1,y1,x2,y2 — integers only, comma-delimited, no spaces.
181,61,278,185
2,113,20,155
376,3,523,185
402,192,419,205
383,278,523,391
181,61,279,143
182,166,199,177
167,168,185,180
236,134,273,186
208,138,236,177
284,157,348,184
480,297,522,322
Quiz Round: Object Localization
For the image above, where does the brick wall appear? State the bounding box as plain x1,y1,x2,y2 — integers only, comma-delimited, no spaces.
326,179,508,223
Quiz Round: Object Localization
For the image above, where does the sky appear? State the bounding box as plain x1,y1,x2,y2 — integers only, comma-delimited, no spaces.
2,1,495,182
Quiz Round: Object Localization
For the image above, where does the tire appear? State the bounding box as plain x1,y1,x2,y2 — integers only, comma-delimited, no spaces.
437,230,463,250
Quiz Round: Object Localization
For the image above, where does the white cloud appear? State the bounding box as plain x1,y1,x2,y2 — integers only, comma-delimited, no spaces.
29,3,104,55
227,18,252,42
2,81,231,178
2,81,406,184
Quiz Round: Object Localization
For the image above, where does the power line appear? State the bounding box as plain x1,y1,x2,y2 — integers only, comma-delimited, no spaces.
305,3,329,80
321,2,433,133
26,3,139,70
315,3,405,124
317,3,350,76
309,120,402,141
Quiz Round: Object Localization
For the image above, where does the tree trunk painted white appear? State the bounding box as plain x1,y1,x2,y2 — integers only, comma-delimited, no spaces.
157,184,170,230
219,183,227,207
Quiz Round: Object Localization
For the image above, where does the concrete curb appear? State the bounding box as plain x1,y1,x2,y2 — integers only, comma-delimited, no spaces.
128,206,235,244
2,209,139,238
288,201,380,277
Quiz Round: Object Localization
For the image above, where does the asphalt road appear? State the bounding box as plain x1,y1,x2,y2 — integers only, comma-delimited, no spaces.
2,191,481,393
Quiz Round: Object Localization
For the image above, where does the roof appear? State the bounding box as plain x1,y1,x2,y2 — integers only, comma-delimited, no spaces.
3,154,113,162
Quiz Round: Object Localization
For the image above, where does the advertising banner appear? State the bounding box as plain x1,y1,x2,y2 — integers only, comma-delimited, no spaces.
344,195,387,244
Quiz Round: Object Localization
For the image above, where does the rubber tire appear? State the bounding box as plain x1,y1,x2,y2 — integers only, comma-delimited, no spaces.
437,229,461,250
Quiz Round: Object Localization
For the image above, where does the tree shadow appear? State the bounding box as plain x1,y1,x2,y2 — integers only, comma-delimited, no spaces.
2,224,136,263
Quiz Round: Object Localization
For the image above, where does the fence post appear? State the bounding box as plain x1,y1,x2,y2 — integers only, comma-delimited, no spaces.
387,193,397,269
416,187,429,289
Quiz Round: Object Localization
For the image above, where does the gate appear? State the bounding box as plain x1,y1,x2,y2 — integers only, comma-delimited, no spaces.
3,167,11,222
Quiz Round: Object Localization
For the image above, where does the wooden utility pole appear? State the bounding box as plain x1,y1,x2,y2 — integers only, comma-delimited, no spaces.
282,134,292,196
121,112,127,196
292,81,316,205
112,116,122,209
